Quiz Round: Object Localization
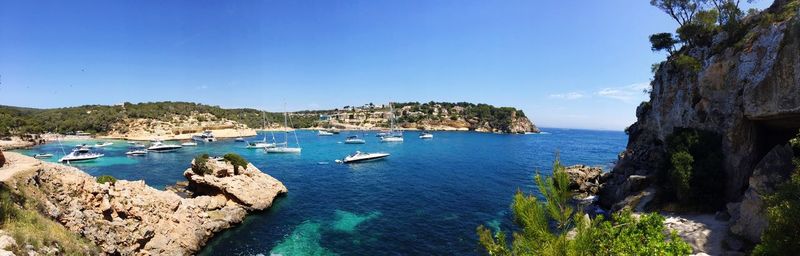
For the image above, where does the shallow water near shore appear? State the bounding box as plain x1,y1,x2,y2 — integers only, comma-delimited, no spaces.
16,128,626,255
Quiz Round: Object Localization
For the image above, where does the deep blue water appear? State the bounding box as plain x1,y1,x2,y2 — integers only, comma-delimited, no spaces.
15,128,627,255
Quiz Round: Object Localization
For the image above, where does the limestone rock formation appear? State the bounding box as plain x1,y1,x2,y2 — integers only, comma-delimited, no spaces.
728,144,794,243
184,158,287,210
7,155,286,255
564,165,604,195
0,150,5,168
600,1,800,246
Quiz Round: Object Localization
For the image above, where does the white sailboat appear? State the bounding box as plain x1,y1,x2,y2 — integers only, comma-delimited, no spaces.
380,103,404,142
248,110,277,149
266,106,302,153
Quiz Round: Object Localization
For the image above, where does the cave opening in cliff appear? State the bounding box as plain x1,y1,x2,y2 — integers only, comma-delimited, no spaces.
754,118,800,159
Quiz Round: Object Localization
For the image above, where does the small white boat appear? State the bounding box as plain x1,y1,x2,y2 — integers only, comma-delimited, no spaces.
344,135,366,144
147,141,183,152
181,142,198,146
235,137,245,142
127,141,138,144
380,135,404,142
59,150,104,163
74,144,92,153
94,142,114,147
125,149,148,156
318,130,334,136
192,130,216,142
247,141,275,149
33,153,54,159
376,131,390,137
419,132,433,139
265,147,302,153
337,151,390,163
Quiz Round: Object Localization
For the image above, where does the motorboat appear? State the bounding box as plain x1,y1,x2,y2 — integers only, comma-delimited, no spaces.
235,137,245,142
125,149,148,156
419,132,433,139
329,129,341,134
344,135,366,144
33,153,54,159
181,141,198,146
147,141,183,152
318,130,334,136
337,151,390,163
192,130,216,142
127,141,138,144
376,130,391,137
94,142,114,147
59,150,104,163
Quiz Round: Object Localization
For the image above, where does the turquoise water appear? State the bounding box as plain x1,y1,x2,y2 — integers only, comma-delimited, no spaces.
16,128,626,255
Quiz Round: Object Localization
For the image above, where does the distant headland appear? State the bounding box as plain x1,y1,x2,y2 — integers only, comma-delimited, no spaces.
0,101,538,142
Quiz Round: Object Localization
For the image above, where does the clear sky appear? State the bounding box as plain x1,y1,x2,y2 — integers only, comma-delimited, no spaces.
0,0,772,130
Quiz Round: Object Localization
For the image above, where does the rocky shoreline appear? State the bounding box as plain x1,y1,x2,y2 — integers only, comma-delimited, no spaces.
0,152,286,255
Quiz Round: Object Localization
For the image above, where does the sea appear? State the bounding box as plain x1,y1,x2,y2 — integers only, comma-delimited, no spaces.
15,128,627,255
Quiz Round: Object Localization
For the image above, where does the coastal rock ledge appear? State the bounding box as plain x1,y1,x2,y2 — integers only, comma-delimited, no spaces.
2,153,286,255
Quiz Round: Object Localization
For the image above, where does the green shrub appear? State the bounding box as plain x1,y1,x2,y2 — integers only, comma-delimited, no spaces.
223,153,248,175
192,154,212,176
672,54,702,73
476,155,691,255
663,128,725,211
96,175,117,184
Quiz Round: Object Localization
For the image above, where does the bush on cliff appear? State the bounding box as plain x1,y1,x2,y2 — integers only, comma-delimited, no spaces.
96,175,117,184
192,154,212,176
476,156,691,255
223,153,248,175
662,128,725,211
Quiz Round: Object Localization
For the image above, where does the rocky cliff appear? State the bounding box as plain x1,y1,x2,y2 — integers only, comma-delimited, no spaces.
601,0,800,245
1,153,286,255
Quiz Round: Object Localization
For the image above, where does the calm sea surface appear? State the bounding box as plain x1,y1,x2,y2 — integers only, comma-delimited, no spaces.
16,128,626,255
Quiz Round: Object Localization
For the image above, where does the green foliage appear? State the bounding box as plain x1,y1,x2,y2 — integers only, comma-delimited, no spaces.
663,128,725,211
223,153,249,175
192,153,212,176
650,33,677,54
753,130,800,255
393,102,528,133
95,175,117,184
672,54,702,73
476,155,691,255
650,0,701,26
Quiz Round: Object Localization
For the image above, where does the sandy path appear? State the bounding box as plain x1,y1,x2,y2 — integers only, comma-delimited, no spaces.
0,152,43,183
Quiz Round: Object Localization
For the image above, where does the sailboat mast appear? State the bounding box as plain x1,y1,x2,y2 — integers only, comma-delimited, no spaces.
283,105,288,147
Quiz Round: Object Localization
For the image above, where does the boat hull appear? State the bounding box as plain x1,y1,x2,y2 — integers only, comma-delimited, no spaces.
343,153,389,163
265,147,302,153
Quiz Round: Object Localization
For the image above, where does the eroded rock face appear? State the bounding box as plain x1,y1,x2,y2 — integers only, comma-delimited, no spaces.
11,156,286,255
729,144,794,243
602,5,800,215
565,165,604,195
185,158,287,210
0,150,5,167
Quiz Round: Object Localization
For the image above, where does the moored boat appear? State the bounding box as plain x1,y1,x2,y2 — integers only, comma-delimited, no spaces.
59,150,104,163
125,149,148,156
337,151,390,163
148,141,183,152
318,130,334,136
181,141,198,146
344,135,366,144
419,132,433,139
192,131,216,142
33,153,54,159
94,142,114,147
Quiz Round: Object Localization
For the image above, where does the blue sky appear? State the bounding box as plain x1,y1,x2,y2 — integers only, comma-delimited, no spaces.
0,0,772,130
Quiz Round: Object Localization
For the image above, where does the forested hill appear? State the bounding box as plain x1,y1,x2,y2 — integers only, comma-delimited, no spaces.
0,101,538,135
0,102,317,136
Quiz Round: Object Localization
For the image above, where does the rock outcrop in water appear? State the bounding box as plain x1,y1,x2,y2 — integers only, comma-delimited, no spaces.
600,0,800,247
2,153,286,255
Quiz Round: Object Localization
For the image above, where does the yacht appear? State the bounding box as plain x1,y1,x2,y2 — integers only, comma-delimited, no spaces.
33,153,54,159
344,135,366,144
147,141,183,152
181,141,197,146
94,142,114,147
59,150,104,163
265,106,302,153
419,132,434,139
330,129,341,134
125,149,148,156
74,144,92,153
318,130,334,136
249,111,278,149
337,151,390,163
192,130,216,142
